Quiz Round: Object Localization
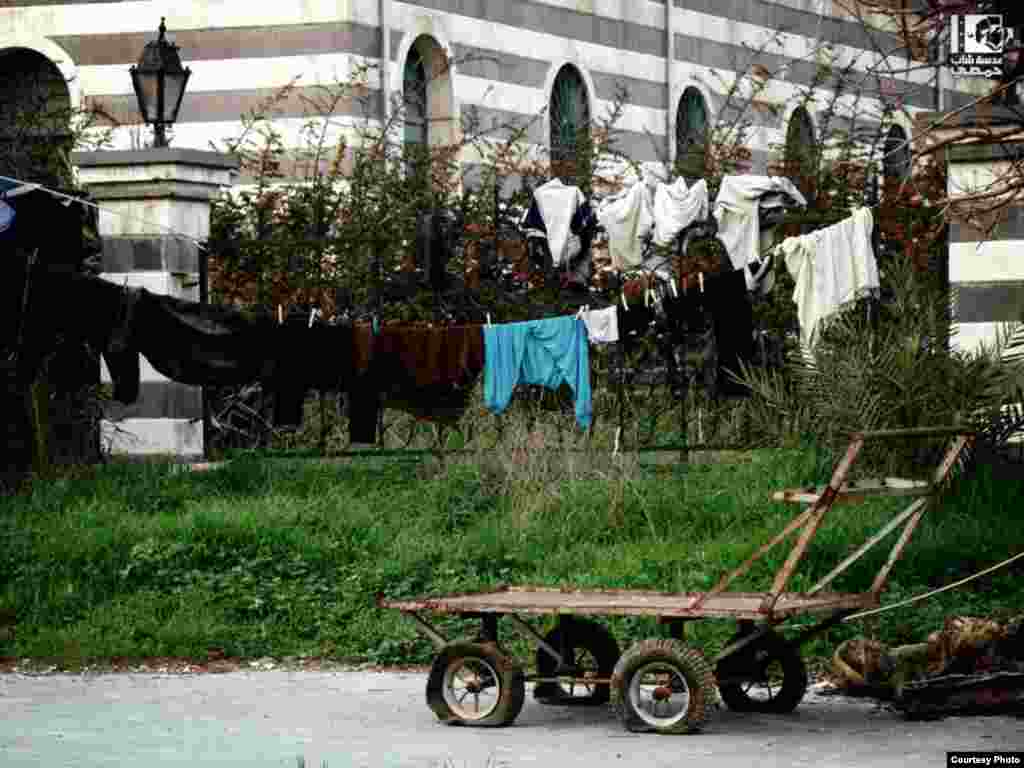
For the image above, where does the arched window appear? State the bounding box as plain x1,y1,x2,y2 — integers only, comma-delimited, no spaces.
0,47,72,187
883,124,911,189
403,47,428,150
785,106,817,200
676,86,708,181
549,64,590,183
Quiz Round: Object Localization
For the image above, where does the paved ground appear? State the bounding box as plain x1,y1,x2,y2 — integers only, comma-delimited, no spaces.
2,670,1021,768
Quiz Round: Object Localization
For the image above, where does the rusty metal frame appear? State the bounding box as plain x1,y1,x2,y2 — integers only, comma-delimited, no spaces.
403,611,449,651
506,614,564,667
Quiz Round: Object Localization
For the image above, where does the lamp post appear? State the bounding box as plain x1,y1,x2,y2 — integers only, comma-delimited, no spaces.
129,18,191,148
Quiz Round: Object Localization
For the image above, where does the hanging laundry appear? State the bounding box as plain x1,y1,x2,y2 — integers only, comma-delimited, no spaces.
347,323,486,443
615,301,658,357
713,175,807,271
266,309,350,427
653,178,709,247
582,306,619,344
531,178,586,267
483,315,592,429
744,251,776,295
598,180,655,271
778,207,879,347
705,269,756,397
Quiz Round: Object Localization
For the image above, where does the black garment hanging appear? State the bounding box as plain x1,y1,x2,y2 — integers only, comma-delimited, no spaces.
705,269,754,398
264,311,350,427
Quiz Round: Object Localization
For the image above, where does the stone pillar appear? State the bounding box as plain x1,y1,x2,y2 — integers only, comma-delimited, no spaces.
941,111,1024,355
71,148,238,460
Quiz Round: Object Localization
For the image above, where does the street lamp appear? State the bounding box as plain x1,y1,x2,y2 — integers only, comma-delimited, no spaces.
129,18,191,148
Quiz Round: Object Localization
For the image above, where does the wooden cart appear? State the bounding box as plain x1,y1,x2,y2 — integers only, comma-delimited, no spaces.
379,427,974,733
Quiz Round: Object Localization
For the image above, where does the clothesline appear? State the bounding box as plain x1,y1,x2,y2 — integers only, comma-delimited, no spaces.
0,173,211,253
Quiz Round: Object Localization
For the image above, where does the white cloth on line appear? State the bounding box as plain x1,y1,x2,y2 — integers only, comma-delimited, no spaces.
779,206,879,348
533,178,585,267
713,175,807,271
582,306,620,344
598,180,654,271
653,178,709,246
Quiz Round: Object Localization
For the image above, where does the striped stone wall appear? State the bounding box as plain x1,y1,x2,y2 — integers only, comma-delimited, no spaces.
1,0,989,182
948,141,1024,355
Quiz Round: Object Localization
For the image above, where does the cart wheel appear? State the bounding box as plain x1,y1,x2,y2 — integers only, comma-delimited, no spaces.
610,639,717,734
533,618,620,706
716,631,808,713
425,641,525,727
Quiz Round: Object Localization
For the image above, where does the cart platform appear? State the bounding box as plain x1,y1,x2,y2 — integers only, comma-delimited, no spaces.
378,428,974,733
380,585,879,620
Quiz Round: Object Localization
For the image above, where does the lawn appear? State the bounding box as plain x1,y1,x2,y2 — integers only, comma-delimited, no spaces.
1,435,1022,672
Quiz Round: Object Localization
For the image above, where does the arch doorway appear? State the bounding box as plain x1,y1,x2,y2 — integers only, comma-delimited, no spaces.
0,47,73,186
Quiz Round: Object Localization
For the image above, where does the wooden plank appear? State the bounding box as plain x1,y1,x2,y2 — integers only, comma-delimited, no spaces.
854,426,975,439
380,587,878,620
772,478,932,504
807,497,929,596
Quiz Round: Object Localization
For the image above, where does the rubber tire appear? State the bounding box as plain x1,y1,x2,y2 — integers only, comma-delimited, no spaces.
533,618,621,706
610,639,717,734
425,641,526,727
716,631,808,714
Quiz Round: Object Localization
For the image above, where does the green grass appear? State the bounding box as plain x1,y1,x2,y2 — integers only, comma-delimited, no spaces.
1,436,1022,672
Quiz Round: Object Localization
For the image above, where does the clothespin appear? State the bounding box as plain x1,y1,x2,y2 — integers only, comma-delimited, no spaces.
698,273,705,294
621,293,629,311
308,308,320,328
670,277,678,298
486,312,492,326
576,305,586,319
278,304,283,325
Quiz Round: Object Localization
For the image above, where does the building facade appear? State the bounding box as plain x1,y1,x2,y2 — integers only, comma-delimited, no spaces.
0,0,1008,459
2,1,989,180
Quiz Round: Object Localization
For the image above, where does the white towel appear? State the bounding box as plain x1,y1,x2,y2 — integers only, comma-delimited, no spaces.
653,178,709,246
598,181,654,271
779,207,879,348
713,175,807,270
582,306,620,343
533,178,585,267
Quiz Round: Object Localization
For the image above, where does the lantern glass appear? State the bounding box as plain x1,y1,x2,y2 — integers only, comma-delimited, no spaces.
130,68,161,123
162,68,190,123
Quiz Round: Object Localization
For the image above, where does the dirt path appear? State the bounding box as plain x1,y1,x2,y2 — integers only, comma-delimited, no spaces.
2,670,1021,767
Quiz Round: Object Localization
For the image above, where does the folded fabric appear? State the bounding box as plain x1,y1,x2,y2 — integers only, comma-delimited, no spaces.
582,306,619,344
713,175,807,270
653,178,709,246
533,179,585,266
483,315,591,429
779,207,879,347
598,181,654,271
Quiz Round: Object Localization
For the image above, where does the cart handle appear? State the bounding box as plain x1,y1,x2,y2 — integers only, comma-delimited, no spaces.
852,427,975,439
